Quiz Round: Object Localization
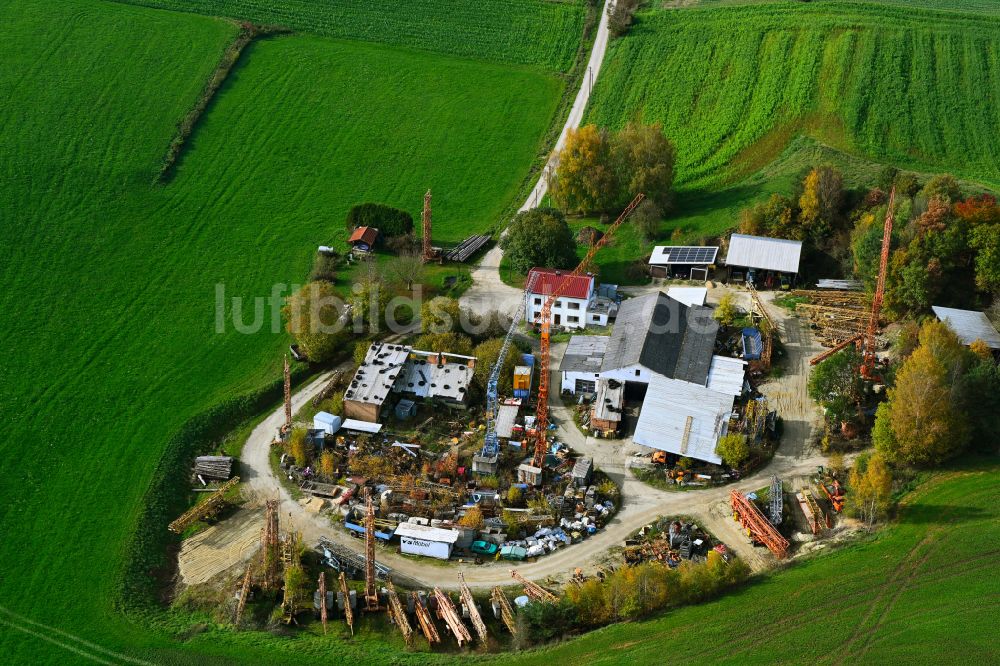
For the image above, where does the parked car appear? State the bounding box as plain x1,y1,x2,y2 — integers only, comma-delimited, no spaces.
470,540,498,556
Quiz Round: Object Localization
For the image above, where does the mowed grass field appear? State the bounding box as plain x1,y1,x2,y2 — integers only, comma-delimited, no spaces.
587,2,1000,190
507,461,1000,665
0,0,565,662
112,0,588,71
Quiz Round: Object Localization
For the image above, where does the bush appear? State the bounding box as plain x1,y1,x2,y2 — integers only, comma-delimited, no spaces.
309,252,338,283
500,207,577,274
715,434,749,469
345,202,414,237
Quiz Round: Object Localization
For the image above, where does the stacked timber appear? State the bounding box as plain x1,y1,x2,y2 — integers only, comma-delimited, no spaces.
792,290,869,347
193,456,233,480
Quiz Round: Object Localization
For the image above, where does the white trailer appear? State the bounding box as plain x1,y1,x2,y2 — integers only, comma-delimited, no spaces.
395,523,459,560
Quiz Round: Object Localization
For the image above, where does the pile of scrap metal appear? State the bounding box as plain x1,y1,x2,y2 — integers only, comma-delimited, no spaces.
623,519,718,567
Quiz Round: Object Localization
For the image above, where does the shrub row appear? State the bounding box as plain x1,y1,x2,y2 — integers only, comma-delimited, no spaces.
345,203,414,238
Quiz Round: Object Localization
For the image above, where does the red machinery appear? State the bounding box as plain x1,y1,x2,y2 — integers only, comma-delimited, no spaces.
730,489,789,558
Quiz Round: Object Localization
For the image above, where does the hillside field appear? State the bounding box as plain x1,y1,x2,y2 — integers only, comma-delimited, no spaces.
507,461,999,665
0,0,566,662
111,0,589,71
588,2,1000,190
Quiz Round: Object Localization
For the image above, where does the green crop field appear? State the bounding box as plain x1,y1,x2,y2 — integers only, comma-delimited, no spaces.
507,461,1000,665
0,0,566,662
587,2,1000,190
111,0,589,71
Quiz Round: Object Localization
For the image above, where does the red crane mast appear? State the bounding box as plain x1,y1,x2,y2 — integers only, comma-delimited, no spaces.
531,193,645,470
861,187,895,381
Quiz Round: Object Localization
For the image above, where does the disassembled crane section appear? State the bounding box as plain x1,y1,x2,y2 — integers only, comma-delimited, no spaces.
280,532,302,624
491,586,517,636
412,591,441,644
385,578,413,646
168,476,240,533
433,588,473,646
458,572,488,643
768,476,783,526
339,572,354,635
233,562,253,626
747,282,774,369
510,569,558,603
730,489,789,558
810,333,862,366
796,489,829,535
821,478,845,513
261,499,282,590
364,489,380,612
861,187,895,381
529,193,646,479
317,572,328,635
422,189,438,262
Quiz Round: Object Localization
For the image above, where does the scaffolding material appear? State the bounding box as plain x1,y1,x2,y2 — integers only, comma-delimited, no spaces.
491,586,517,636
533,193,645,470
730,490,789,558
339,572,354,635
433,588,472,646
385,579,413,646
261,499,281,590
168,476,240,533
459,572,488,643
412,591,440,644
510,570,557,603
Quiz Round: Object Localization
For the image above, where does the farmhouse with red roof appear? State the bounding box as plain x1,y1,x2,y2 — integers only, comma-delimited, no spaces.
525,267,618,329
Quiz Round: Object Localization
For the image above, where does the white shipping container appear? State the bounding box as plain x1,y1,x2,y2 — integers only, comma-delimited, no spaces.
400,536,452,560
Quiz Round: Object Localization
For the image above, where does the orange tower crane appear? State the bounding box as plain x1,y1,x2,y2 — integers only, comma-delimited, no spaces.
364,489,380,611
531,193,645,470
861,187,895,381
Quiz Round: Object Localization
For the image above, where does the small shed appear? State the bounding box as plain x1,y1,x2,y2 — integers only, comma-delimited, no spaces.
572,457,594,487
724,234,802,287
348,226,379,252
932,306,1000,350
590,378,624,436
395,523,459,560
649,246,719,279
513,354,535,399
314,411,342,435
395,399,417,420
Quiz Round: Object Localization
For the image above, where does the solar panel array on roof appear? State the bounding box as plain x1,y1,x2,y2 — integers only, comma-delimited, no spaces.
649,246,720,265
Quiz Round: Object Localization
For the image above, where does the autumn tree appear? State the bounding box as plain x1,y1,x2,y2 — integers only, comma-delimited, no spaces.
499,207,577,274
846,453,892,527
413,331,473,356
284,281,347,362
472,337,518,395
551,125,617,213
457,505,485,530
319,450,336,478
808,347,864,424
921,174,962,203
420,296,461,334
289,427,310,467
349,268,390,334
873,322,971,466
611,122,676,211
738,193,798,239
713,293,738,326
387,250,425,290
798,166,844,241
715,434,749,469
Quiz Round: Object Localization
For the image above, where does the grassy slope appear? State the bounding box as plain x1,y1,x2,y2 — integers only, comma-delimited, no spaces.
507,461,999,665
110,0,587,71
0,0,562,662
588,2,1000,192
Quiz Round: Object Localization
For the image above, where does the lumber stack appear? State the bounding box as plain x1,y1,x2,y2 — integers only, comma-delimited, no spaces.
792,290,869,347
193,456,233,480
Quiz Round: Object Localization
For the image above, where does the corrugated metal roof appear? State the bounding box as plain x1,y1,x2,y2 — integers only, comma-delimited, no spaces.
341,419,383,433
725,234,803,273
666,286,707,307
932,306,1000,349
705,355,747,396
526,268,594,300
632,375,734,465
395,523,460,543
601,291,718,384
559,335,610,373
495,404,519,439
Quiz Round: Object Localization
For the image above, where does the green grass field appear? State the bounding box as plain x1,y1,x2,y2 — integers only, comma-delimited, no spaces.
111,0,589,71
0,0,565,662
588,2,1000,190
506,460,1000,665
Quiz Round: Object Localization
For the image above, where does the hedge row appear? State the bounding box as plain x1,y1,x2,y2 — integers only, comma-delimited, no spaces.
345,203,414,238
115,364,310,614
